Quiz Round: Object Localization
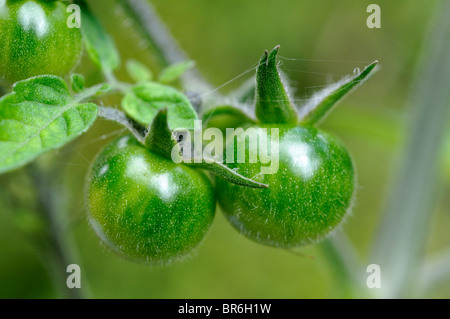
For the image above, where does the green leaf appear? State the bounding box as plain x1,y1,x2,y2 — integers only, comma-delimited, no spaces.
115,0,214,94
157,60,195,84
299,61,379,125
122,82,198,129
0,76,98,174
79,1,120,71
126,59,153,83
255,46,298,125
71,74,85,93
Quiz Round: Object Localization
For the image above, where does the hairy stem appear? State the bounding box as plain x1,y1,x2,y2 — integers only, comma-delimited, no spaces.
320,231,364,298
98,106,146,144
117,0,214,94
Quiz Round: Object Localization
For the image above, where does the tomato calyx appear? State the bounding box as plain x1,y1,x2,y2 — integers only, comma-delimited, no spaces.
144,108,268,189
255,46,380,126
145,108,182,161
203,46,378,129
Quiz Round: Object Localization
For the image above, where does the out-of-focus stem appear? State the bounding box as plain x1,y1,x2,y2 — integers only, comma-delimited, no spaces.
371,1,450,298
320,231,365,298
419,249,450,296
117,0,214,94
30,165,87,299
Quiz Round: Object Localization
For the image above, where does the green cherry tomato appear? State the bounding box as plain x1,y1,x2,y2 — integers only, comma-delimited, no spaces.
216,125,355,248
0,0,82,85
86,135,216,264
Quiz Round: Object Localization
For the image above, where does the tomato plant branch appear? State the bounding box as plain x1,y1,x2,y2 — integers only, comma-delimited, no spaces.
371,1,450,298
320,232,364,298
116,0,215,94
98,106,146,144
102,68,119,87
419,249,450,296
29,164,87,299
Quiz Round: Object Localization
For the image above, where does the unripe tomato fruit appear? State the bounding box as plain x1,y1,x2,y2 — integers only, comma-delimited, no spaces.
0,0,82,85
86,135,216,264
216,125,355,248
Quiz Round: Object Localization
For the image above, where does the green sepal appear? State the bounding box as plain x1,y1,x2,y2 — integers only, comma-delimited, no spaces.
185,160,268,189
255,46,298,125
145,108,182,161
299,61,379,125
145,109,268,189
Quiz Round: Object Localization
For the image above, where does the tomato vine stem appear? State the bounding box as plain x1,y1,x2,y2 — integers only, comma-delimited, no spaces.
371,0,450,298
29,164,88,299
116,0,215,95
320,232,365,298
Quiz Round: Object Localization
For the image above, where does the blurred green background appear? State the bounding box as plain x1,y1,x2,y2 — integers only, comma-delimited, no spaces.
1,0,449,298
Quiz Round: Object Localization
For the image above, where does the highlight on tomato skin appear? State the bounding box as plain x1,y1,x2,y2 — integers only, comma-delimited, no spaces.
0,0,82,85
85,135,216,265
216,125,356,248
